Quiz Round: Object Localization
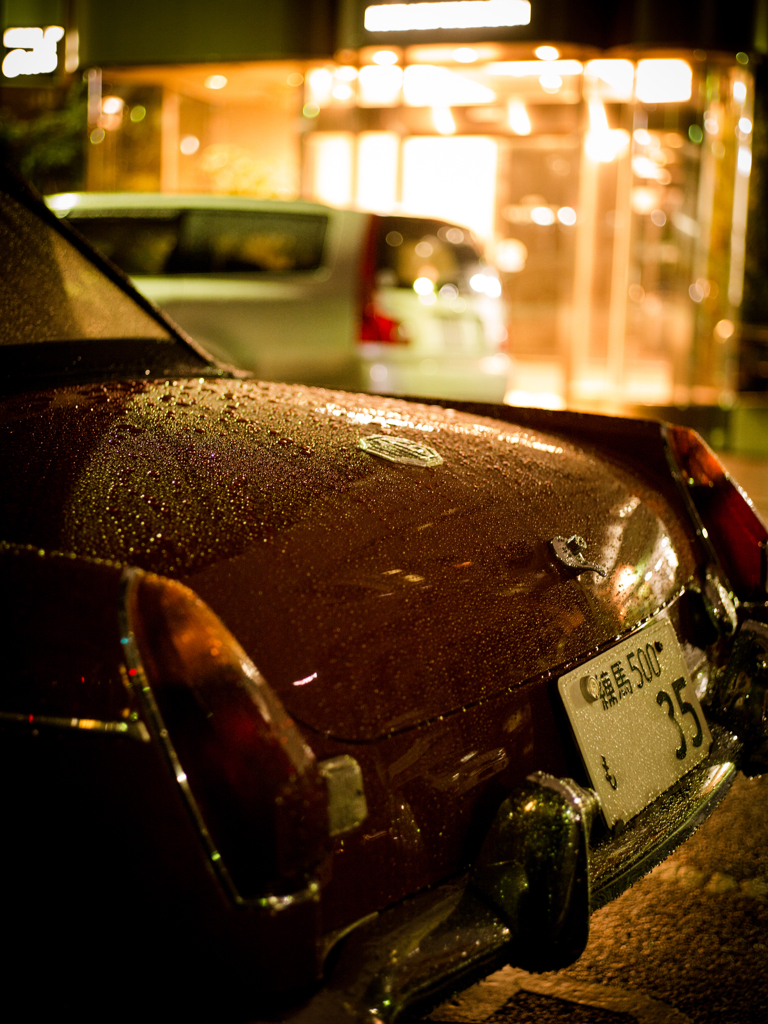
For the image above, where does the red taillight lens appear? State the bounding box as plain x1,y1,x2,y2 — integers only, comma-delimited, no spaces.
360,302,403,343
666,425,768,602
358,214,407,344
127,572,328,899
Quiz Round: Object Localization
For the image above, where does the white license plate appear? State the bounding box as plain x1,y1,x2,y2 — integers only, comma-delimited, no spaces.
558,618,712,828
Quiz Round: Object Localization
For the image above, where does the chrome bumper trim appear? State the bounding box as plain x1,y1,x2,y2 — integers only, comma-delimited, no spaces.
283,728,740,1024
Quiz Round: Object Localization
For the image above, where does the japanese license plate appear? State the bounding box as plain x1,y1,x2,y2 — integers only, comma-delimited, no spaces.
558,618,712,828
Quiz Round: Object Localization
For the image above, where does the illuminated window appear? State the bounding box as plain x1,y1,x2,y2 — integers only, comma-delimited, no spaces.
403,65,495,106
306,133,354,207
357,133,400,211
636,60,692,104
401,136,498,240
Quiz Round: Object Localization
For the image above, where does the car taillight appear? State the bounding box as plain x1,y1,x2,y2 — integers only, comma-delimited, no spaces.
123,570,329,900
358,214,407,344
666,425,768,602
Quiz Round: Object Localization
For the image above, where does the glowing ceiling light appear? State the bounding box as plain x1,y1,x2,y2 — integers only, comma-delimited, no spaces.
372,49,399,65
432,106,456,135
636,59,692,104
364,1,531,32
534,45,559,61
453,47,478,63
506,98,531,135
204,74,227,89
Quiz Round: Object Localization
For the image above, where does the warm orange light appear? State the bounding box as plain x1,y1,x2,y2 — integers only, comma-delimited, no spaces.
636,60,692,104
432,106,456,135
358,64,403,106
403,64,495,106
506,98,531,134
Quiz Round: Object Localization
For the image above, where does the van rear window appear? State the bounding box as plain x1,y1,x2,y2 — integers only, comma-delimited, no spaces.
68,208,328,276
375,216,483,291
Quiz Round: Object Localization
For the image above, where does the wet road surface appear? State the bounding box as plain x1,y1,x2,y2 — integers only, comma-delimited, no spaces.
424,774,768,1024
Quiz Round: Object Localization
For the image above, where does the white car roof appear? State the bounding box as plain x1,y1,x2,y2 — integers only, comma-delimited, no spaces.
46,192,339,217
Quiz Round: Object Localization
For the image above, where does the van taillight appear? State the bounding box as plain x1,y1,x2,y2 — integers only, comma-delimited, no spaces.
666,425,768,602
124,571,328,899
360,302,403,343
358,215,406,344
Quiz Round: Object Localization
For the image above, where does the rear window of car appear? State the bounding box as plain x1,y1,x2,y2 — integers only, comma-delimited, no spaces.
374,216,484,291
67,208,328,276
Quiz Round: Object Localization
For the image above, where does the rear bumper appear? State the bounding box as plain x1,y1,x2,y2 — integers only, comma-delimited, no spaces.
284,722,740,1024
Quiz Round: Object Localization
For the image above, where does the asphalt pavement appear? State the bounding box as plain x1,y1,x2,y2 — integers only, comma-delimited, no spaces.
421,450,768,1024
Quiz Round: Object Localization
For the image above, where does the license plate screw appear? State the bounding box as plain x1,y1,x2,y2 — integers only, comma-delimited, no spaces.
580,674,601,702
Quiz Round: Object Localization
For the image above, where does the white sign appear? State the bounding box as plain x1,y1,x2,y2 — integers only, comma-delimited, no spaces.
365,1,531,33
3,26,64,79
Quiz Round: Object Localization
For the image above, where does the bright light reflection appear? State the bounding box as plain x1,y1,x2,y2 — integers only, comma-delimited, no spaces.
585,59,634,100
586,101,630,163
414,276,435,294
636,59,692,103
453,47,478,63
373,49,399,65
293,672,318,687
733,81,747,103
539,72,562,93
487,60,583,78
357,132,399,211
102,96,123,115
307,67,334,105
507,98,531,134
495,237,527,272
358,64,403,105
204,74,227,89
364,1,532,32
432,105,456,135
531,206,555,226
47,192,79,211
557,206,576,225
739,117,752,134
534,45,559,61
403,64,496,106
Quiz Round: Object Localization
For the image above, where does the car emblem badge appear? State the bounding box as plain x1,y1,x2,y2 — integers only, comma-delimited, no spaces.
358,434,443,467
550,535,607,577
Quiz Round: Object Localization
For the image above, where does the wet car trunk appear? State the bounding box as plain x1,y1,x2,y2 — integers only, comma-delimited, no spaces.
0,377,704,925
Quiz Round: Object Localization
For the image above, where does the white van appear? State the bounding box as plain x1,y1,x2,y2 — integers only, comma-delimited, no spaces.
47,192,510,402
